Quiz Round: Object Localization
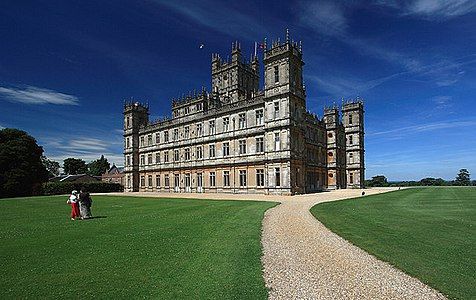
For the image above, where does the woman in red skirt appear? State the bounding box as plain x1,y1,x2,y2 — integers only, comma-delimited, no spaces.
67,190,81,220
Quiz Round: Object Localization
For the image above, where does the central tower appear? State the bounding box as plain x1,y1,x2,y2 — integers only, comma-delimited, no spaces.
211,42,259,103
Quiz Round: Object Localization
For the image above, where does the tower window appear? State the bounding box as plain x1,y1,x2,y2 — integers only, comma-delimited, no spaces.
274,66,279,83
349,114,353,125
350,173,354,184
275,168,281,187
349,135,353,145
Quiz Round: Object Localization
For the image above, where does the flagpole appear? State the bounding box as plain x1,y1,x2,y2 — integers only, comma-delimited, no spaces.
254,42,257,58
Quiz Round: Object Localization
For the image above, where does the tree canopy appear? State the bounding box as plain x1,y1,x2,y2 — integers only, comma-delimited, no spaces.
63,158,88,175
87,155,110,176
0,128,49,198
455,169,471,186
41,156,60,178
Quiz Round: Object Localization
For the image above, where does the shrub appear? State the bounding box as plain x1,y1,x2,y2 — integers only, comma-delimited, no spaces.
42,182,123,195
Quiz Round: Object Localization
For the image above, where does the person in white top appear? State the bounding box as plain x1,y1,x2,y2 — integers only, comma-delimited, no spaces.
67,190,81,220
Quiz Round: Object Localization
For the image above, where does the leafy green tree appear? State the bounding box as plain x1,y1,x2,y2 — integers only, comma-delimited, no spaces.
63,158,88,175
455,169,470,186
0,128,49,198
87,155,110,176
367,175,388,187
41,155,60,177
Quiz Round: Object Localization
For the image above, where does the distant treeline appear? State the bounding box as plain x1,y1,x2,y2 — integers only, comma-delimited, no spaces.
365,170,475,187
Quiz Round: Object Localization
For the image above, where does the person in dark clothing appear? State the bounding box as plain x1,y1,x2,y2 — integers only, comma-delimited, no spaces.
78,188,93,219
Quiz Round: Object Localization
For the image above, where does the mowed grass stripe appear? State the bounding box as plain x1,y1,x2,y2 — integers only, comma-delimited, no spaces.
0,195,277,299
311,187,476,300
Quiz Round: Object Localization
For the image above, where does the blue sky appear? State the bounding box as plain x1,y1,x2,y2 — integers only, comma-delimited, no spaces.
1,0,475,181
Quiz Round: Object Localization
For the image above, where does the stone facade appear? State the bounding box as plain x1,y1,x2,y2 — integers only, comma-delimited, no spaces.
123,32,364,195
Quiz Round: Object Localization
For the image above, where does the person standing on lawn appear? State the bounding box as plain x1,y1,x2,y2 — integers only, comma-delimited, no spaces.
78,188,93,219
67,190,81,220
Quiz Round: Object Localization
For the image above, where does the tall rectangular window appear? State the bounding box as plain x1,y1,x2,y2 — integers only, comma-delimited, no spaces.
223,142,230,157
185,148,191,161
274,102,280,118
210,172,216,187
196,123,203,136
155,132,160,144
147,134,152,146
349,135,353,145
148,175,153,187
126,155,131,167
165,174,170,187
209,144,215,158
209,120,216,135
275,168,281,187
239,170,247,187
147,154,152,165
274,65,279,83
140,155,145,166
174,149,179,161
223,171,230,186
349,114,353,125
196,146,203,159
223,117,229,132
173,129,179,141
140,136,145,147
164,151,169,162
156,175,160,187
239,140,246,154
256,169,265,187
238,113,246,129
350,173,354,184
255,109,264,125
164,131,169,142
256,137,264,153
197,173,203,187
140,176,145,187
274,132,280,151
126,137,130,148
174,174,180,187
184,126,190,138
156,152,160,164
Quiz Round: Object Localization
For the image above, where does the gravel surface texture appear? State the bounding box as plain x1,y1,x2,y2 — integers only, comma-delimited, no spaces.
103,189,447,299
261,188,447,300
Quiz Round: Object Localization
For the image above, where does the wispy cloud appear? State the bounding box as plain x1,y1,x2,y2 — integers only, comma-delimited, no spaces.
378,0,476,19
0,85,79,105
152,0,267,40
367,120,476,137
42,136,124,166
299,1,347,37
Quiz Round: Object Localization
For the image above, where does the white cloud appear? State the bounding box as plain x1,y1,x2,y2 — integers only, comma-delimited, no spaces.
367,120,476,137
0,85,79,105
152,0,267,40
405,0,476,18
376,0,476,19
299,1,347,37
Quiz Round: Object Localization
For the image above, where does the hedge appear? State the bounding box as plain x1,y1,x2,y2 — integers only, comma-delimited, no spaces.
42,182,123,195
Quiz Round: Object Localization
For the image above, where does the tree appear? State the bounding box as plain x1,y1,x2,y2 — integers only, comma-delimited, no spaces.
87,155,110,176
0,128,49,198
366,175,388,187
455,169,470,186
63,158,88,175
41,156,60,177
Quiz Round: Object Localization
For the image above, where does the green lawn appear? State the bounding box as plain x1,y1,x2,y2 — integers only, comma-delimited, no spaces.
0,195,277,299
311,187,476,300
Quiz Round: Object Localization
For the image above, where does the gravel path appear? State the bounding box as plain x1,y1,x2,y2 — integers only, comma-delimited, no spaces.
102,189,447,299
261,188,447,300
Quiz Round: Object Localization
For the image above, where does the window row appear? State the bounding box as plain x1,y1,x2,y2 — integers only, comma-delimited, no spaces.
134,168,281,188
126,137,272,166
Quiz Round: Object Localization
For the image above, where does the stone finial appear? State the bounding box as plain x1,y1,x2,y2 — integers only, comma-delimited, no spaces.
286,28,290,43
